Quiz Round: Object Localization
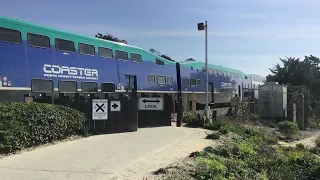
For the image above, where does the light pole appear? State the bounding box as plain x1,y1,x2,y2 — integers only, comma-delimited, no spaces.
197,21,209,120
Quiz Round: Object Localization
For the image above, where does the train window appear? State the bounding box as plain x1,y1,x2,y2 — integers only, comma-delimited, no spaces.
101,82,115,93
196,79,201,86
58,80,77,93
99,47,113,58
31,79,53,93
131,53,142,63
213,69,218,75
223,71,227,77
156,59,164,65
79,43,95,55
116,50,128,60
167,77,173,85
218,70,222,75
28,33,50,48
184,78,190,86
230,72,234,78
81,82,98,93
157,76,166,84
148,75,155,84
190,79,196,86
55,38,75,52
0,27,22,44
191,66,194,70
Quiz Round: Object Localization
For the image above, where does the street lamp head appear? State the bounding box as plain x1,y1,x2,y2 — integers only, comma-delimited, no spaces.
197,22,205,31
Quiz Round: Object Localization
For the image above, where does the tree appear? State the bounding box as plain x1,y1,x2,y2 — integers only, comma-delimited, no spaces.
95,33,127,44
267,56,320,89
161,54,175,62
149,48,175,62
267,55,320,117
186,58,196,61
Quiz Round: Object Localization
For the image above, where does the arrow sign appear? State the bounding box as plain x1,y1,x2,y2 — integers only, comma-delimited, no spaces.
110,101,121,112
139,97,163,111
142,99,160,103
112,103,118,109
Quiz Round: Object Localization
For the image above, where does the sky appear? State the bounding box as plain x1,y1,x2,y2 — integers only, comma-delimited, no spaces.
2,0,320,77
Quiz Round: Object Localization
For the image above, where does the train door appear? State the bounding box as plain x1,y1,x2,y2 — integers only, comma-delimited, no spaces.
124,75,137,96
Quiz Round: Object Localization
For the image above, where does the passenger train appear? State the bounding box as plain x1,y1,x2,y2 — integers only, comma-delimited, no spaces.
0,16,265,107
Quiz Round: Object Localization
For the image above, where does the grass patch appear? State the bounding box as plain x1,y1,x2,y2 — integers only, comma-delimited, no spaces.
159,116,320,180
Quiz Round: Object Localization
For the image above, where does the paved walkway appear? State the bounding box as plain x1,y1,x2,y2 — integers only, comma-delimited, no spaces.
0,126,212,180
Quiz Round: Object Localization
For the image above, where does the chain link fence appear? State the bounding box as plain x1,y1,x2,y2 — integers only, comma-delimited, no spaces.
241,83,309,129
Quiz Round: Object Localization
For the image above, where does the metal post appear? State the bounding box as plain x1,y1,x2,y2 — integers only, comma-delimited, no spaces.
197,21,209,121
241,82,244,101
205,21,209,120
301,92,305,130
272,85,275,124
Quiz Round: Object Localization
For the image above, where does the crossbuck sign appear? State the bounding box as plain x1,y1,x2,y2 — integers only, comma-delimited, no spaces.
92,99,108,120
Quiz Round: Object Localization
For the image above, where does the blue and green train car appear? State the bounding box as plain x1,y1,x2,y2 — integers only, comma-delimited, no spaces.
0,16,264,107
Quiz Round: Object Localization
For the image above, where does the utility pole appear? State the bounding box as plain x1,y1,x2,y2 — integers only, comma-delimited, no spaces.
197,21,209,120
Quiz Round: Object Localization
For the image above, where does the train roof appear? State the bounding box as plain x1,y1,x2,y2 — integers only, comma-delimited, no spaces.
179,60,246,75
0,16,175,65
247,74,266,82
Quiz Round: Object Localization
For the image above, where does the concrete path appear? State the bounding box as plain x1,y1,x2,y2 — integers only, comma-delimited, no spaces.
0,126,212,180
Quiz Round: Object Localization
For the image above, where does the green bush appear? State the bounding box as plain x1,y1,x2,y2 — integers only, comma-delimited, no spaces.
192,133,320,180
316,136,320,148
183,110,203,127
205,132,221,140
308,118,320,130
182,110,194,123
160,118,320,180
192,119,319,179
204,116,278,145
277,121,299,139
249,113,259,121
296,143,305,149
0,102,87,154
195,157,227,180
